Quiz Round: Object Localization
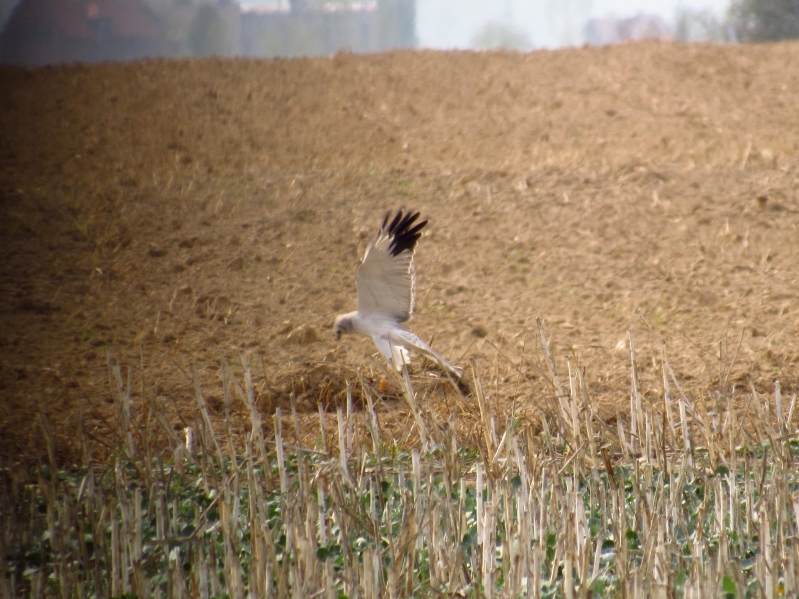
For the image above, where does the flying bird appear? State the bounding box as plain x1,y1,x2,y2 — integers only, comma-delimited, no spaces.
334,209,462,379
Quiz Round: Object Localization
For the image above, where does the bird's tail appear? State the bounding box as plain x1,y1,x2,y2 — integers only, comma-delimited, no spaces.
391,328,462,380
391,344,411,370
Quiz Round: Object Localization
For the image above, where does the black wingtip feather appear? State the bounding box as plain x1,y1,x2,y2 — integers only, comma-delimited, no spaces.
383,209,428,257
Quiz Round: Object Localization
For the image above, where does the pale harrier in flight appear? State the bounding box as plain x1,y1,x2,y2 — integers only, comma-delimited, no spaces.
334,209,462,379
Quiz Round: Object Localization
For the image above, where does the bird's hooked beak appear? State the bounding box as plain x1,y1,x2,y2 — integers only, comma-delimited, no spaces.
334,313,354,340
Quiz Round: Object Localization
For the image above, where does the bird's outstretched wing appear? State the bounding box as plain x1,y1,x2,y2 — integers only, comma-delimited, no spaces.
355,209,427,322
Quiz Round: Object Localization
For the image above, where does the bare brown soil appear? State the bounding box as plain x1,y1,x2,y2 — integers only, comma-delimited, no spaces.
2,42,799,464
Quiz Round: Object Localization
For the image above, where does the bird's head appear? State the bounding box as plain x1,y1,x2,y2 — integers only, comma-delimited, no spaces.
333,313,355,341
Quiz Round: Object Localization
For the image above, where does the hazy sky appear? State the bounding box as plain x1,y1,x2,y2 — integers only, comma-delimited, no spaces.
417,0,732,49
590,0,728,15
0,0,734,52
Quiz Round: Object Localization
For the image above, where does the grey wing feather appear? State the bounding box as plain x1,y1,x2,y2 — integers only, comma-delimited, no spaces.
356,210,427,322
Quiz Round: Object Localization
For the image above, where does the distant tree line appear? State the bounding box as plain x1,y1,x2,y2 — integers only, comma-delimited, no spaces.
673,0,799,43
730,0,799,41
0,0,416,65
148,0,416,59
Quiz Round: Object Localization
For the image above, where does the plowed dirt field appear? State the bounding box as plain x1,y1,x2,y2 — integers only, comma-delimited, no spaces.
2,42,799,464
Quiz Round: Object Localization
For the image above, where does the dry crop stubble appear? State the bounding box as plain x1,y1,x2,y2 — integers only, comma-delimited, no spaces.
3,318,799,597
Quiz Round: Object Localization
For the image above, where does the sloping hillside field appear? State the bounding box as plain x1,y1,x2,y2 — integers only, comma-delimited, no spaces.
3,43,799,460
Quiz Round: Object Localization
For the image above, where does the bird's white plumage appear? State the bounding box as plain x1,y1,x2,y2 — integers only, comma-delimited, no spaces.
334,210,461,379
